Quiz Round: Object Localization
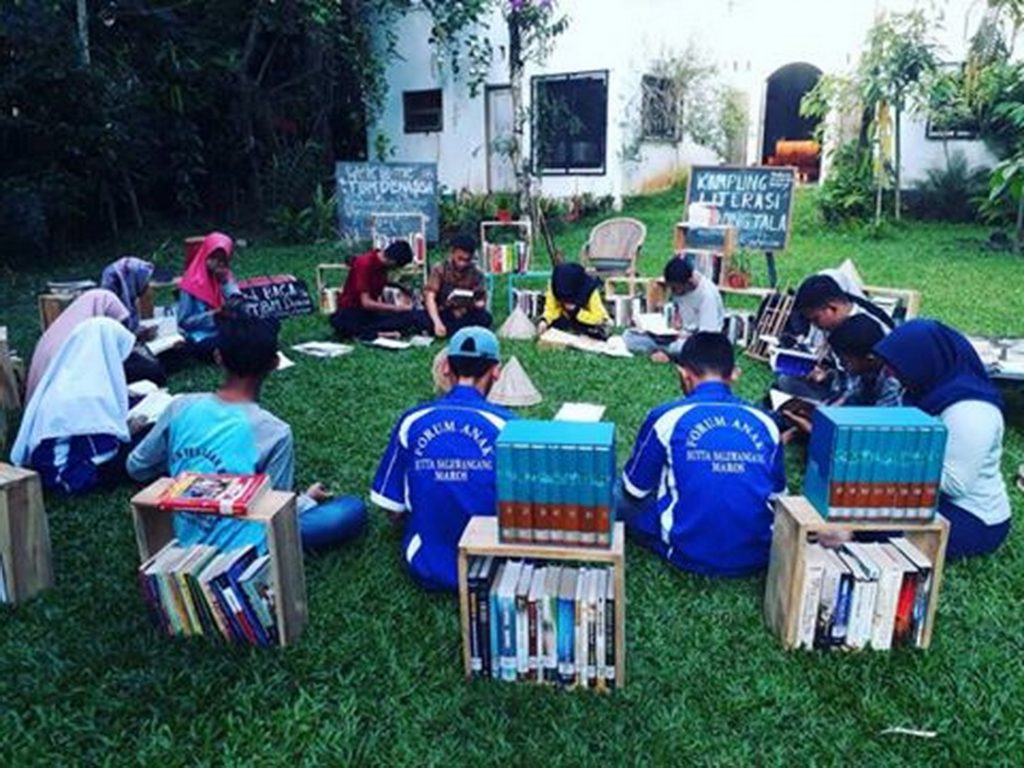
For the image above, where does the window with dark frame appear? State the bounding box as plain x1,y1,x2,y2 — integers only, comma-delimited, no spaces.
403,89,443,134
532,70,608,175
926,62,980,141
641,75,680,142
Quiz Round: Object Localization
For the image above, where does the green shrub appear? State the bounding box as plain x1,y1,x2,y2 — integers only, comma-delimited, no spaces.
909,151,990,222
816,142,875,224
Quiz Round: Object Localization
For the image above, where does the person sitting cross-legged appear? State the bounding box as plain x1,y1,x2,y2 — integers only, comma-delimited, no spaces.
371,327,514,591
127,315,366,553
424,234,492,338
618,332,787,577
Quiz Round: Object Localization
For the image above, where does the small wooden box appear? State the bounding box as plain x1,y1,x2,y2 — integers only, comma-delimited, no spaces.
764,496,949,650
0,464,54,604
457,516,627,687
673,223,737,286
129,478,308,646
37,293,79,332
316,263,349,314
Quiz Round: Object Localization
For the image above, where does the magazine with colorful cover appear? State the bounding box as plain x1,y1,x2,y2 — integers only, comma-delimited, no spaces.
157,472,270,516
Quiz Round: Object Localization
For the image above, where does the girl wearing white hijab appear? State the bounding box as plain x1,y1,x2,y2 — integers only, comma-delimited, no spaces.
11,317,136,494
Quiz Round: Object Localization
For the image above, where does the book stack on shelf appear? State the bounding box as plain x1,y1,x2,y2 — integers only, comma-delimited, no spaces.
510,288,545,319
130,474,308,647
804,407,948,521
486,242,529,274
465,557,617,690
479,220,533,276
764,495,948,652
496,420,616,547
793,537,935,651
373,231,427,266
457,516,626,688
672,223,736,286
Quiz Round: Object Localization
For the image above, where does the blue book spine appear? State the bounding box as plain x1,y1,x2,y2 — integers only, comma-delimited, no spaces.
579,446,597,546
924,423,948,518
547,442,565,545
838,427,860,521
805,410,837,517
489,575,501,679
497,443,516,541
595,444,613,547
860,426,879,522
830,425,850,517
514,442,533,542
888,427,905,520
831,571,853,647
563,443,581,545
557,591,575,685
533,442,551,543
499,590,517,682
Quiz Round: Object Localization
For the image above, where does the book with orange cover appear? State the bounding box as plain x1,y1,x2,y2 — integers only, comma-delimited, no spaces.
157,472,270,516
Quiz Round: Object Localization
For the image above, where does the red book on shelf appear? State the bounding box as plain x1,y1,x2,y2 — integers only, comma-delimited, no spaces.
157,472,270,516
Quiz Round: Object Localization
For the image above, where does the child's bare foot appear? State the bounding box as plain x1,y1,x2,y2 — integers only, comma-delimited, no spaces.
650,351,670,364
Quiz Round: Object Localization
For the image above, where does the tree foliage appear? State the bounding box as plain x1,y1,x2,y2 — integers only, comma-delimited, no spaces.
0,0,481,263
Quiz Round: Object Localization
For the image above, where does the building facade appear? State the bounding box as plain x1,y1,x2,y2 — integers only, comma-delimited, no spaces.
370,0,998,202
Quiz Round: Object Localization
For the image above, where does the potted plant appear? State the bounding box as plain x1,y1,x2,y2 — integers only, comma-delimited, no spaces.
493,193,514,222
725,251,752,289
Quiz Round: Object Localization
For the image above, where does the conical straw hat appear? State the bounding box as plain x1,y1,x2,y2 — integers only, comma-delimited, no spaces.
498,306,537,340
487,355,541,407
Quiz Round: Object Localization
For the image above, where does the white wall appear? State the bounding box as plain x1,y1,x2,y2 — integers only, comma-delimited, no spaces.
370,0,998,199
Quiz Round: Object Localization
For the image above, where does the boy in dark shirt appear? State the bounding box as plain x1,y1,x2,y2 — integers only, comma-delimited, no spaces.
424,234,492,337
330,240,426,340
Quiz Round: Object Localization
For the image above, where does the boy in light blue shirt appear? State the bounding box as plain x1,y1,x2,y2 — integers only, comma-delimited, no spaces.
128,316,365,551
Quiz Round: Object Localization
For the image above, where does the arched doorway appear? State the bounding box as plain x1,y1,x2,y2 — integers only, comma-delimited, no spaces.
762,62,822,181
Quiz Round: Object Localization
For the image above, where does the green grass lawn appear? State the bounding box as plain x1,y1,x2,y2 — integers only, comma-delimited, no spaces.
1,189,1023,765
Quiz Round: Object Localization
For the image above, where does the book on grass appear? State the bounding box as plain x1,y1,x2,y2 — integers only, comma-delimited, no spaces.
290,341,354,358
366,337,412,351
554,402,607,422
157,472,269,515
127,379,161,398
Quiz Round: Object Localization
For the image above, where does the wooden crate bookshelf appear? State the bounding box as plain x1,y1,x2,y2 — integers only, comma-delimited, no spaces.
457,516,627,688
316,263,349,314
130,478,308,646
37,292,78,332
0,464,53,605
370,211,429,280
479,219,533,275
764,495,949,651
673,222,737,286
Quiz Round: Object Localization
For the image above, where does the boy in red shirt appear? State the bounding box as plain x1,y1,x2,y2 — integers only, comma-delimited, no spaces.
330,241,426,340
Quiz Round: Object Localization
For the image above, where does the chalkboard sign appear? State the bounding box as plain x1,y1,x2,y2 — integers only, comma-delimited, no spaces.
335,161,439,242
237,275,315,320
686,166,797,250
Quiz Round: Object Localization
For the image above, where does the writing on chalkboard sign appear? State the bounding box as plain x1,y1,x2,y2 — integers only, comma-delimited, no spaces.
237,275,315,321
335,161,439,242
686,166,796,250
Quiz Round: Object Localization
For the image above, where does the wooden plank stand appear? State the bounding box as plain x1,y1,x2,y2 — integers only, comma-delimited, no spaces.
0,464,54,605
457,516,627,689
130,478,308,646
764,496,949,651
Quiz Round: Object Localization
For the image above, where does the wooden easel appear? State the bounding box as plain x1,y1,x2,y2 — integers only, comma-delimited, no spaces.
746,291,794,361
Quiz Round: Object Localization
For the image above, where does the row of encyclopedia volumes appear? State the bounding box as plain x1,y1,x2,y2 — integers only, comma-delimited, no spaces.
797,537,934,651
467,558,616,690
496,420,617,548
511,288,545,319
486,242,528,274
138,538,279,646
804,407,948,521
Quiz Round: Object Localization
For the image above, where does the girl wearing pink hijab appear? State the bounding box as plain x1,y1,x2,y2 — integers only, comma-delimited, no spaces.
177,231,241,359
26,289,130,401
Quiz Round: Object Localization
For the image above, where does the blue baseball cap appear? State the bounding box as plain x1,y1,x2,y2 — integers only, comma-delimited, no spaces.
448,326,500,362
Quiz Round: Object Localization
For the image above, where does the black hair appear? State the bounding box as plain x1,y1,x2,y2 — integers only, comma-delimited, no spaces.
663,256,694,285
383,240,414,267
674,332,735,377
450,234,477,254
216,315,280,377
448,355,498,379
794,275,849,313
828,314,887,358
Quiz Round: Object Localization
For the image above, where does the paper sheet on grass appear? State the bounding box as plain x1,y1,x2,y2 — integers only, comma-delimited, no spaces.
538,328,633,358
291,341,354,358
554,402,606,422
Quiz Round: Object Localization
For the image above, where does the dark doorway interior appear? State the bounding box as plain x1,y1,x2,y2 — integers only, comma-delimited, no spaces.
762,63,822,180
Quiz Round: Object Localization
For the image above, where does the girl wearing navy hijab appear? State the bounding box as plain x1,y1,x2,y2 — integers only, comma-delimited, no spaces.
874,319,1011,559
